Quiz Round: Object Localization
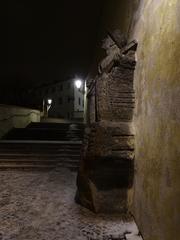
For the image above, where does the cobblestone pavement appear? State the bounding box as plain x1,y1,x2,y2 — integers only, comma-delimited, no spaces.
0,169,142,240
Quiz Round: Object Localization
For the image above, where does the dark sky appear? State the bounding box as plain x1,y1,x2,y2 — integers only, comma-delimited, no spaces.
0,0,104,91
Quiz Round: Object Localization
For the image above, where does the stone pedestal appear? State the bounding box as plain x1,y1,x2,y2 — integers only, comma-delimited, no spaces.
76,32,137,213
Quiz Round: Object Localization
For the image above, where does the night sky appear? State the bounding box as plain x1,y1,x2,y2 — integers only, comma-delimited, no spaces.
0,0,104,94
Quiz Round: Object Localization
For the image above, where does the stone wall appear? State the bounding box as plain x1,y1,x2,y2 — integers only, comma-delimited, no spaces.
0,104,40,138
76,33,137,213
78,1,180,239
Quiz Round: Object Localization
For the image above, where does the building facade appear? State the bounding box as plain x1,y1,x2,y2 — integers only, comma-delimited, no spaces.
28,79,84,120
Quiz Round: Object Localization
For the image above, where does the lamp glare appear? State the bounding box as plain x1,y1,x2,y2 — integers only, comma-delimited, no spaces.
48,99,52,105
75,80,82,89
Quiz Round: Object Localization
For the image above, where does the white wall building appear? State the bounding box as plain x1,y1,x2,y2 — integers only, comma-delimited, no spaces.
42,79,84,120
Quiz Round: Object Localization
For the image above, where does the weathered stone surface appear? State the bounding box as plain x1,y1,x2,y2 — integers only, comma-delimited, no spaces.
97,54,135,122
85,122,134,157
112,136,134,150
89,184,128,213
0,169,143,240
76,31,137,213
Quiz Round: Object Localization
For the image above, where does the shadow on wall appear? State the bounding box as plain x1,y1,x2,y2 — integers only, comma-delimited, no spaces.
88,156,134,190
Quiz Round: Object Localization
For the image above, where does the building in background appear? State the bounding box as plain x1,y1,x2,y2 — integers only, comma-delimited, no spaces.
27,79,84,121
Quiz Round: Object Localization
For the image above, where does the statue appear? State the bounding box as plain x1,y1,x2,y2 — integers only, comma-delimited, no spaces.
76,29,138,214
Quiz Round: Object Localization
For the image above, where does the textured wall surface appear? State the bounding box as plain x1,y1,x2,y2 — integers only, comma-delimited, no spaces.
0,105,40,138
76,33,137,213
78,0,180,238
131,1,180,240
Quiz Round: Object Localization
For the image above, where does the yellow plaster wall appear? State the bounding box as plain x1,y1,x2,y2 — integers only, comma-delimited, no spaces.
131,1,180,239
100,0,180,239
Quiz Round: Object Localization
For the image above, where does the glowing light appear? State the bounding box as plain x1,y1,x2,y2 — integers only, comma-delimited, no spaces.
47,99,52,105
75,79,82,89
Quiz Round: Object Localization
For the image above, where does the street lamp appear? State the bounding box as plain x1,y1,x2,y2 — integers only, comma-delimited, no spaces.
47,99,52,105
43,98,52,118
75,79,82,89
47,99,52,114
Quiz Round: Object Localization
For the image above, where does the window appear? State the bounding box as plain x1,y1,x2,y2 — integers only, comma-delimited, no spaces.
59,97,63,104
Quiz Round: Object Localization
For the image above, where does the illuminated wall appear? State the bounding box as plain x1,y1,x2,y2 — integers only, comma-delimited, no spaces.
0,105,40,138
100,0,180,239
131,1,180,240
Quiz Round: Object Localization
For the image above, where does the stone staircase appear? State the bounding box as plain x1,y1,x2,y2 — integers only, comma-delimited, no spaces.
3,122,84,141
0,122,84,171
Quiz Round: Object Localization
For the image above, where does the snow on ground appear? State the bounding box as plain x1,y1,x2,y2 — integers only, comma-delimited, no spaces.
0,168,142,240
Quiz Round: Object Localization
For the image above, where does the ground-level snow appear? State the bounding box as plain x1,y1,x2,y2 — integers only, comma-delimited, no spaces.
0,168,143,240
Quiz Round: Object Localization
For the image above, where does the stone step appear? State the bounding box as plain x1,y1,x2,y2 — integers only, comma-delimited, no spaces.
0,157,58,161
0,153,80,158
0,157,79,167
3,128,84,141
0,151,80,157
0,145,81,149
28,122,85,129
0,121,83,171
27,128,83,132
0,140,82,144
0,142,82,152
0,150,82,154
0,159,79,165
0,164,56,170
0,162,56,168
3,137,82,141
0,145,81,150
0,152,81,157
4,127,84,132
